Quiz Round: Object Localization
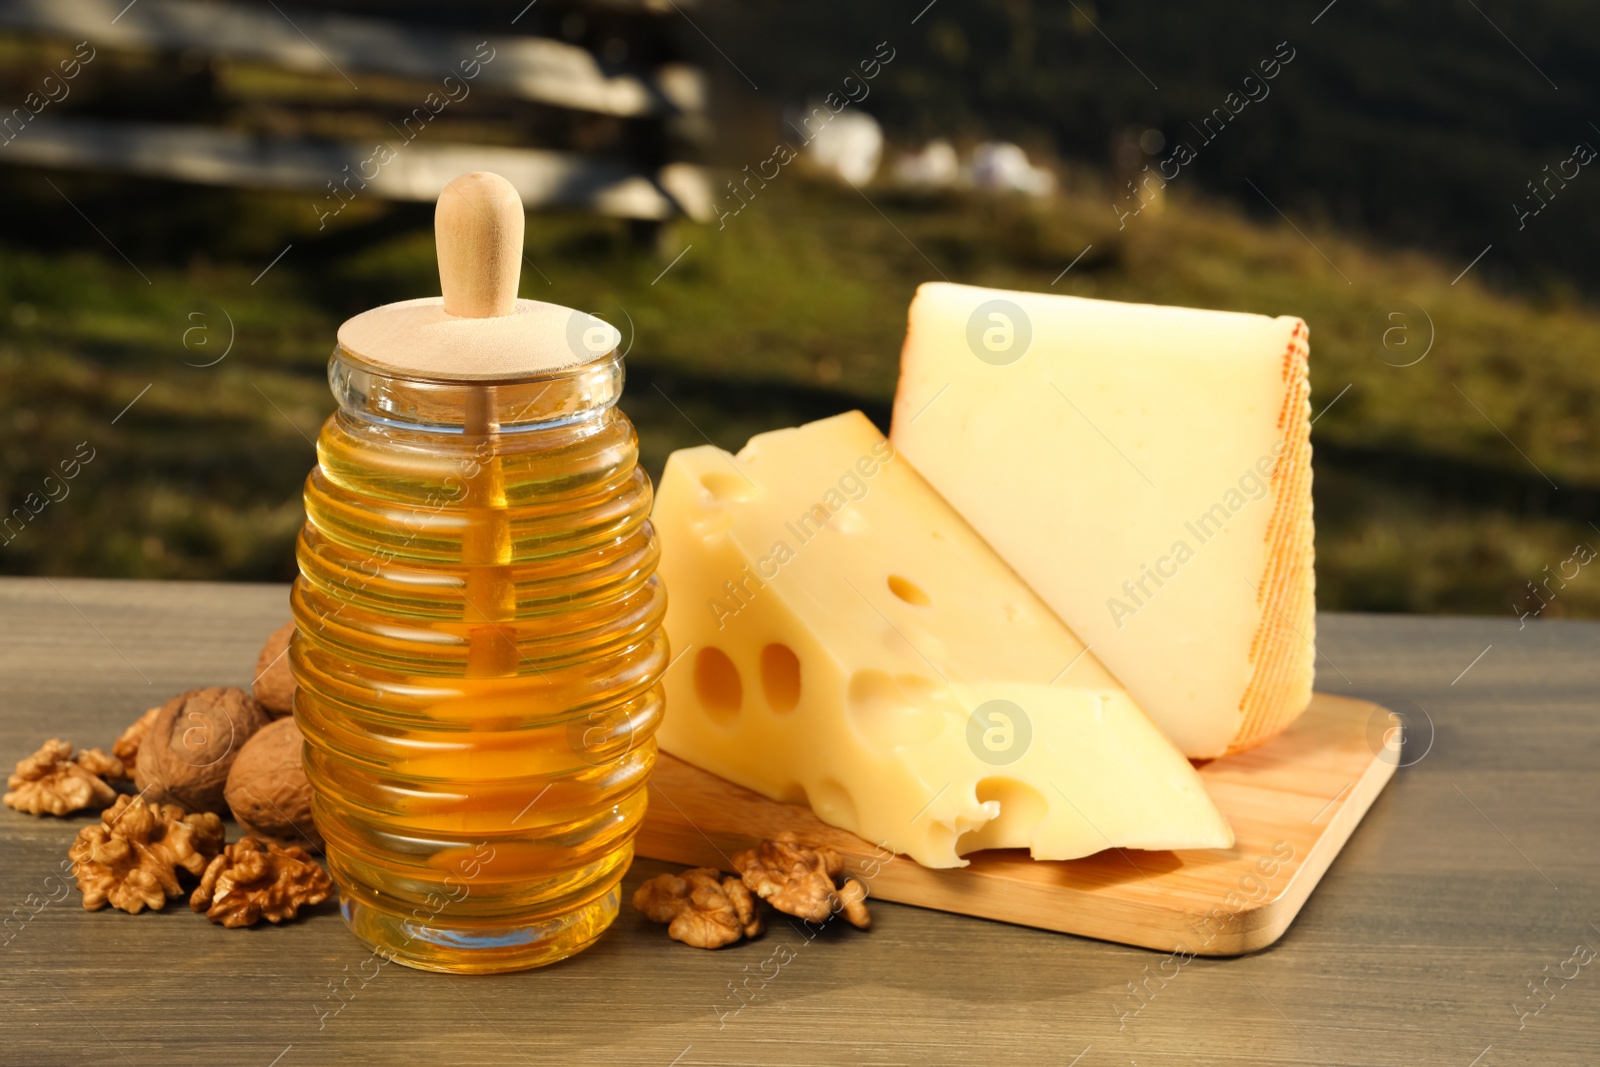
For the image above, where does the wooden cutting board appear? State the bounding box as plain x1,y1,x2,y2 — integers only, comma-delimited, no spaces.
635,692,1398,955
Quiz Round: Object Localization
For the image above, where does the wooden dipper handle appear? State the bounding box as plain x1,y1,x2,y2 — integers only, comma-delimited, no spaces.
436,172,524,318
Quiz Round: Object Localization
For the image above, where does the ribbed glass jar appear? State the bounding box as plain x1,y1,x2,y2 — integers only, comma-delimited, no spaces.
290,344,666,973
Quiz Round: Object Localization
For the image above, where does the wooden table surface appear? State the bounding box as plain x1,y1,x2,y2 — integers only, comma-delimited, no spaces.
1,578,1596,1066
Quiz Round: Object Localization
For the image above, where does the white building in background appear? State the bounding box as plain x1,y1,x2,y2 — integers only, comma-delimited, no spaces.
893,139,960,188
970,141,1055,197
797,117,1056,198
890,138,1057,197
801,109,884,186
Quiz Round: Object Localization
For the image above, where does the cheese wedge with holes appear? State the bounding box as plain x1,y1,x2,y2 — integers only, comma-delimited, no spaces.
652,411,1232,868
890,282,1315,759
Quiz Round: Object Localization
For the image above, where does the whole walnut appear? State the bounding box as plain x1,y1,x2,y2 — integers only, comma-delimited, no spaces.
225,717,322,851
135,687,271,815
253,622,296,718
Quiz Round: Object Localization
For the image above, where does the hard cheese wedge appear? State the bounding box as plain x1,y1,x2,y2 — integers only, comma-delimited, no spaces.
653,411,1232,868
891,282,1315,759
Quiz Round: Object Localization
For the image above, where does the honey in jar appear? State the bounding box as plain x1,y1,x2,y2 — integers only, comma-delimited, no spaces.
290,172,667,973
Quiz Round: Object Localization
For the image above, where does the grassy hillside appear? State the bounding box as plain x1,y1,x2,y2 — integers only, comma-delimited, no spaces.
707,0,1600,296
0,165,1596,620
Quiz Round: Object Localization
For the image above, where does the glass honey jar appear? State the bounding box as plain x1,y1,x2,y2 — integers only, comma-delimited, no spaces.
290,173,667,973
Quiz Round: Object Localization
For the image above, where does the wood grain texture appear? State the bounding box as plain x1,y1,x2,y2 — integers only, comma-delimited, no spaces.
637,693,1396,955
436,173,525,320
336,297,622,381
0,579,1596,1066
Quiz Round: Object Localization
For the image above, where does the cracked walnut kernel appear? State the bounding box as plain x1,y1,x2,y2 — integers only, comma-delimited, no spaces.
4,739,122,816
733,831,871,929
633,867,764,949
190,836,332,927
112,706,162,775
69,794,224,914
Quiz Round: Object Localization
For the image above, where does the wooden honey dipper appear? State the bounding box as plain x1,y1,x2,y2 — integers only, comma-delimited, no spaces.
337,172,622,678
336,171,618,381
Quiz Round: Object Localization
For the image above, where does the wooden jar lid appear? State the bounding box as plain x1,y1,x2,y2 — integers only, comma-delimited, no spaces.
336,172,621,382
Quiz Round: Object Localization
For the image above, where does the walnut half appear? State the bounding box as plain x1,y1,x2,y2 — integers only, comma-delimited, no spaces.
112,707,162,775
4,739,122,816
191,837,332,927
69,794,224,913
733,831,871,929
633,867,764,949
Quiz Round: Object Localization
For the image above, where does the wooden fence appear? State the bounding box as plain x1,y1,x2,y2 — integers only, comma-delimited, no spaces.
0,0,714,221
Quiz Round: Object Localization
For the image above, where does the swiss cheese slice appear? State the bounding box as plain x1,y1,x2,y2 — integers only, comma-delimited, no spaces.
890,282,1315,759
653,411,1232,869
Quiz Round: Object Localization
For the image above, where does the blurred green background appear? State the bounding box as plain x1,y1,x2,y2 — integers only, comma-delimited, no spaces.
0,0,1596,619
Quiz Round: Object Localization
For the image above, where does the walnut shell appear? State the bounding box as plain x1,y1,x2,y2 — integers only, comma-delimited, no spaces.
253,621,296,718
224,717,322,851
134,687,271,815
